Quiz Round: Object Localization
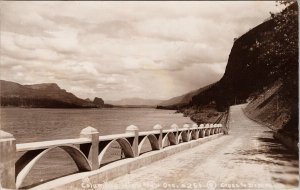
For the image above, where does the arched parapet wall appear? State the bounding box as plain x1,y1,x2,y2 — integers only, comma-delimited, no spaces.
213,125,218,134
98,138,134,167
138,134,159,155
209,124,214,135
162,132,176,147
8,122,226,189
205,128,211,136
191,124,199,140
188,131,192,141
167,132,177,145
199,129,206,138
178,135,183,143
218,124,223,134
15,145,91,189
214,125,219,134
198,124,205,138
79,143,92,158
190,129,198,140
154,133,160,141
178,131,189,142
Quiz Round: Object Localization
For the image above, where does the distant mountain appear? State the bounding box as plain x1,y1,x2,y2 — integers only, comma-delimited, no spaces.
157,83,216,109
106,98,164,107
93,97,104,108
85,98,92,102
0,80,97,108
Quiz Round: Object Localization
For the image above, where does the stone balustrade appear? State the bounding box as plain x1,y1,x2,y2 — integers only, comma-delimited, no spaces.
0,123,225,189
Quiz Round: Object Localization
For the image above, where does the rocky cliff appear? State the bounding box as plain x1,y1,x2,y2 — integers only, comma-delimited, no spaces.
194,3,298,132
163,3,298,140
192,3,297,110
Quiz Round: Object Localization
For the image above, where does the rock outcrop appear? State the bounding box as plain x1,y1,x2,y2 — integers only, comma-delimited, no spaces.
93,97,104,108
160,3,298,142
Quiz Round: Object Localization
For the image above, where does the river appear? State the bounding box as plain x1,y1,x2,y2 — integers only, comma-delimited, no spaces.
0,107,194,188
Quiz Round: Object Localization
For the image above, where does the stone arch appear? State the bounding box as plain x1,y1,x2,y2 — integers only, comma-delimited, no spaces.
205,128,211,136
98,138,134,167
178,135,183,143
190,129,198,140
178,131,189,142
188,131,193,141
199,129,206,138
162,132,176,147
214,127,218,134
210,128,215,135
15,145,91,189
138,134,159,155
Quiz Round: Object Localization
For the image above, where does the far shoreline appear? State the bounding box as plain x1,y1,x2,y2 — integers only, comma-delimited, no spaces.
0,105,168,109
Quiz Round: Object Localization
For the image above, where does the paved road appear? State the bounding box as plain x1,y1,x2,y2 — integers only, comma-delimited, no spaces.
102,104,298,190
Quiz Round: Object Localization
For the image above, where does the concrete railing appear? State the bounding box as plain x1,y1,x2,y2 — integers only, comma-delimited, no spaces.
0,123,225,189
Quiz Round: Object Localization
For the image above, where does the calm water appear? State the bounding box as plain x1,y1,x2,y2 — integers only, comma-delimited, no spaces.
1,108,194,143
0,108,194,188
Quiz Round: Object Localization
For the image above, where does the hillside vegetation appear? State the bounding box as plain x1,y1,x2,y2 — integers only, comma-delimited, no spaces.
243,2,298,145
162,3,298,143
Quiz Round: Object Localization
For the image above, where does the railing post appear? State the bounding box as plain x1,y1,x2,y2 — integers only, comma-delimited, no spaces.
220,124,226,134
126,125,139,157
153,124,163,149
192,124,199,139
199,124,205,138
80,126,99,170
183,124,191,141
183,124,190,132
170,124,179,144
213,124,216,134
205,124,210,136
210,124,214,135
0,130,16,189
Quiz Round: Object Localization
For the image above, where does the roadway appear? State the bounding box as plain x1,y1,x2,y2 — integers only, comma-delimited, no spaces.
101,104,298,190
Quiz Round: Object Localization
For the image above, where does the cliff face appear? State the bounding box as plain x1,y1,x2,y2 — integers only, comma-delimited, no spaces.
0,80,97,108
191,4,297,106
187,3,298,135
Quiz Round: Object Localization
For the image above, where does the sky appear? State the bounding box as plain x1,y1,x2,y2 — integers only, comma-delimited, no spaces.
0,1,284,101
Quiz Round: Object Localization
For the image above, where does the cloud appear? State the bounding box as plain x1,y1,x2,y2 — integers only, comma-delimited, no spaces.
0,1,284,100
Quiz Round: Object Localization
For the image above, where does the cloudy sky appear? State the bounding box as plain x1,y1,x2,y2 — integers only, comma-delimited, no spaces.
0,1,284,101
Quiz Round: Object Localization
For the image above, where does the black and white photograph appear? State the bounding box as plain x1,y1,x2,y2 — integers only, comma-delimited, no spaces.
0,1,298,190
